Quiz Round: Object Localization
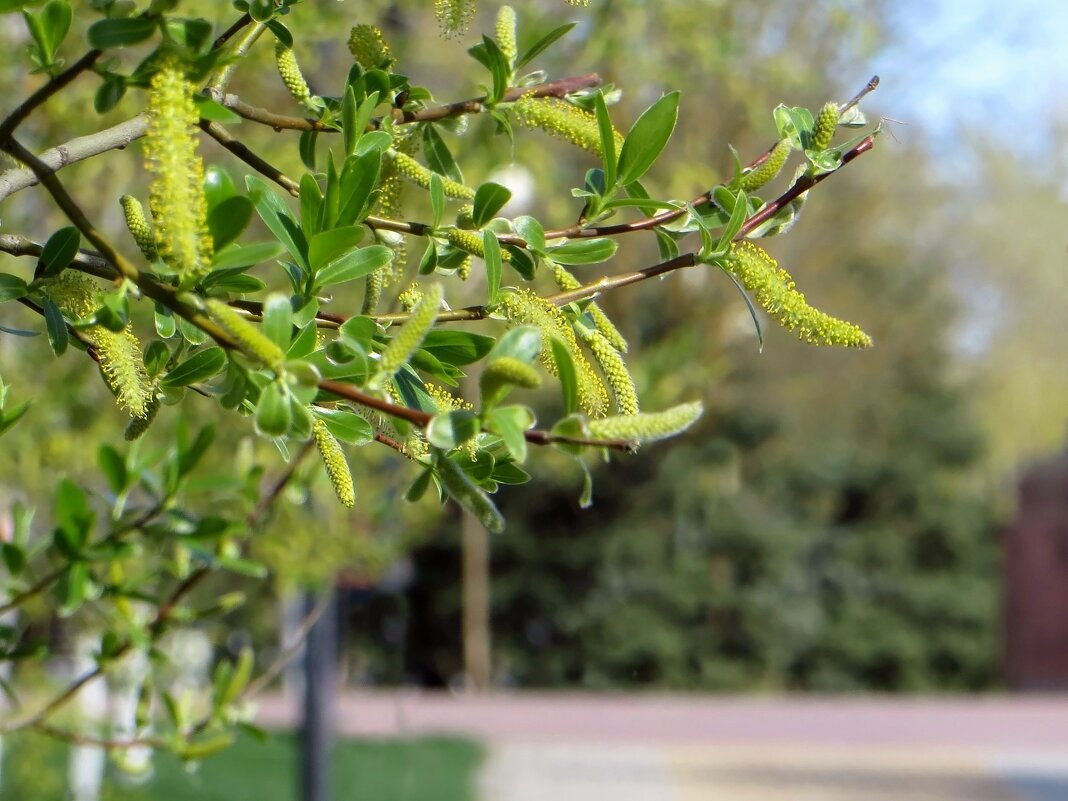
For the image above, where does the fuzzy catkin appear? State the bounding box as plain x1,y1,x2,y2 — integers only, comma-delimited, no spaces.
275,41,311,104
120,195,156,261
513,95,622,158
434,0,476,37
39,273,152,418
726,242,872,348
588,401,703,445
145,59,213,281
740,139,791,192
551,264,627,352
348,25,394,70
497,289,608,417
811,102,840,151
379,284,443,377
583,330,639,415
205,298,287,371
313,418,355,508
125,391,160,441
496,7,517,65
446,228,512,261
390,151,475,199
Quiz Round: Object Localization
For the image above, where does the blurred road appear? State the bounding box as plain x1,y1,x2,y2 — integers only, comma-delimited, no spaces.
255,693,1068,800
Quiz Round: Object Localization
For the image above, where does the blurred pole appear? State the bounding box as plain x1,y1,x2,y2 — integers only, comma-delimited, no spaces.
300,586,338,801
462,509,491,691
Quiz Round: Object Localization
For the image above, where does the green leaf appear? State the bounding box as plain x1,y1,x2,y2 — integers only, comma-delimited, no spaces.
255,382,291,438
419,330,495,366
98,445,127,495
312,408,373,445
299,130,318,172
483,230,502,304
342,86,358,157
41,296,67,355
245,176,308,269
617,91,680,187
716,188,748,251
546,237,617,265
485,405,533,463
94,74,126,113
1,542,24,576
38,226,79,278
56,477,93,545
489,326,541,364
433,449,505,534
335,150,382,226
0,273,28,302
422,124,463,184
161,347,226,387
427,410,480,450
720,266,763,352
429,173,445,230
549,336,578,416
314,244,392,288
308,226,365,272
594,92,618,191
87,16,157,49
209,241,284,272
194,96,242,124
144,340,169,377
207,196,253,250
261,293,293,350
469,36,509,104
515,22,576,70
514,216,545,254
472,183,511,228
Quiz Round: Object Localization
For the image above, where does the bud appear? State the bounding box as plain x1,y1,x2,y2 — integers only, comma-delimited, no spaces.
274,41,311,104
496,7,518,65
120,195,156,261
313,418,355,508
740,139,791,192
811,101,840,151
727,242,872,348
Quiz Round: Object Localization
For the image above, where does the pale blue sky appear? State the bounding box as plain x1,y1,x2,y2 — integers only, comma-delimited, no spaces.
870,1,1068,159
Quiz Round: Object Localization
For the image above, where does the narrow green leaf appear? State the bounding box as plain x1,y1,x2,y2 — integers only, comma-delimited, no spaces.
549,337,578,415
38,226,79,278
514,216,545,254
422,124,463,184
87,17,157,49
0,273,28,302
245,176,308,269
98,445,127,495
308,226,365,272
515,22,576,70
207,196,253,250
433,449,505,533
261,293,293,350
594,92,618,191
41,296,67,355
420,330,495,366
161,347,226,387
490,326,542,364
472,183,512,228
617,91,680,187
483,230,502,304
312,407,373,445
427,410,480,450
342,85,358,157
429,173,445,229
315,244,392,288
546,237,617,265
209,241,284,272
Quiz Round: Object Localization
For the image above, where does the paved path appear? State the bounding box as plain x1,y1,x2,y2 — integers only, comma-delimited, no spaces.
255,694,1068,800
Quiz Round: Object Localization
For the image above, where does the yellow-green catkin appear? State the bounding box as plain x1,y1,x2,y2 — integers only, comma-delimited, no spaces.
811,101,840,151
389,150,475,199
435,0,476,37
513,95,622,158
39,273,153,418
446,228,512,261
457,254,473,281
427,383,478,458
348,25,394,70
125,390,160,441
564,0,591,5
313,418,355,508
379,283,443,376
362,268,385,315
204,298,287,371
727,242,872,348
740,139,791,192
496,6,517,65
397,282,424,311
551,264,627,352
120,195,156,261
498,289,608,417
145,59,212,281
588,401,703,445
583,330,639,415
481,356,540,406
274,41,311,104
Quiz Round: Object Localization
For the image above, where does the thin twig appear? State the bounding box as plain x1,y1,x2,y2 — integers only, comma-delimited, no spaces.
0,50,101,141
200,120,300,196
240,590,333,699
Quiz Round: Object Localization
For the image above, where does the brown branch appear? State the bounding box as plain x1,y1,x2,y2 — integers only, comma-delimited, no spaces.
206,73,603,133
0,50,101,141
199,119,300,196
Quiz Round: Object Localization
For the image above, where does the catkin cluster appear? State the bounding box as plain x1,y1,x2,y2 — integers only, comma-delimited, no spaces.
495,7,517,65
145,59,213,282
811,102,840,151
588,401,703,445
275,41,311,104
348,25,394,70
514,95,623,158
434,0,476,37
389,150,475,199
205,298,287,372
726,242,872,348
497,289,608,417
120,195,156,261
313,418,355,508
551,264,627,352
378,284,443,377
39,273,153,418
740,139,791,192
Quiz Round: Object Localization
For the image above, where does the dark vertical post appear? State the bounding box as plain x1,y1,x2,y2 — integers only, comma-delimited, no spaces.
300,586,338,801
